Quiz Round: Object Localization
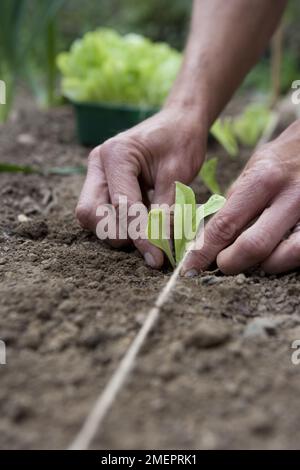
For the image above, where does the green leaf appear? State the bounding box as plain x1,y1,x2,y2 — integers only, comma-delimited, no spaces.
199,158,221,194
0,162,39,174
0,0,66,121
146,183,226,270
174,181,196,264
146,208,175,268
195,194,226,239
211,119,238,157
233,103,272,147
0,162,86,176
202,194,226,218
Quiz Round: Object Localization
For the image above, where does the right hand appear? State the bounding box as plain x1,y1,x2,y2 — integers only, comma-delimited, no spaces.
76,107,208,268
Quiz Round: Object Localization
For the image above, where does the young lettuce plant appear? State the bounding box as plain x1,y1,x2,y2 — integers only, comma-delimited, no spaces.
232,103,273,147
199,157,221,195
146,182,226,268
211,118,238,158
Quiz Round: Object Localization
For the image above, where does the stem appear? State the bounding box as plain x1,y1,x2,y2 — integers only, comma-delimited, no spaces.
45,17,57,107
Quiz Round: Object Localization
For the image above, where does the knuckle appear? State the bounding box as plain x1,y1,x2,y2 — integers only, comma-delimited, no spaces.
101,137,128,163
239,231,270,259
251,150,286,190
87,146,101,165
208,213,237,245
75,203,94,229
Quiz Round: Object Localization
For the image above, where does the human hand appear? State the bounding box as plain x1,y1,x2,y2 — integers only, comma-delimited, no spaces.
76,107,208,269
182,119,300,276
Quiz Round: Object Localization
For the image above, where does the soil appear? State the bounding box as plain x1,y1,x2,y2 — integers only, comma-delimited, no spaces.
1,99,300,450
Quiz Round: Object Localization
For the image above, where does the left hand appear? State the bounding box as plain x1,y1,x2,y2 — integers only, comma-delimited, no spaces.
182,119,300,275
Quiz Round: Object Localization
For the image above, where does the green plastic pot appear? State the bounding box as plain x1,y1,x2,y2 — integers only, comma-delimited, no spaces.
72,101,158,146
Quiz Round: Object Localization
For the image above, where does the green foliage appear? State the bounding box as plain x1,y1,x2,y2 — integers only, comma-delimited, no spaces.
0,162,85,176
146,208,176,268
0,0,66,121
211,119,238,158
0,162,38,174
242,53,300,95
57,28,182,107
233,103,272,147
174,182,197,265
58,0,191,51
199,158,221,195
146,182,226,268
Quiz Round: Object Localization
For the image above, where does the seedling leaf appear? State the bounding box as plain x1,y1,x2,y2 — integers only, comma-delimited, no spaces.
174,181,196,264
200,158,221,194
202,194,226,218
211,118,238,157
233,103,272,147
147,184,226,269
147,208,175,268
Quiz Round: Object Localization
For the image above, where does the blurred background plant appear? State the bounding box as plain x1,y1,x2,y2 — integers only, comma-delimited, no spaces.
0,0,67,122
0,0,299,122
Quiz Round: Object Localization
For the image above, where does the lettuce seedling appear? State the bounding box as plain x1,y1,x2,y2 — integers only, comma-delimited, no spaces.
211,118,238,158
146,208,176,268
232,103,272,147
199,157,221,195
146,182,226,268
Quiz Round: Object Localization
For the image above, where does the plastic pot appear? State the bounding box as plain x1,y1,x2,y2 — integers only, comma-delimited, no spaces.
72,101,158,147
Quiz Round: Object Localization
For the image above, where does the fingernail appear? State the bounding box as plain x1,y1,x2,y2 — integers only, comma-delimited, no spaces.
144,252,156,268
183,269,199,278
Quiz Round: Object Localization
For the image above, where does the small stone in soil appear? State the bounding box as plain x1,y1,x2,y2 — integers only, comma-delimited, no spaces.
17,214,31,223
235,273,246,285
185,321,230,349
87,281,99,289
17,133,36,146
243,317,277,339
79,328,109,349
248,410,274,435
15,220,48,240
200,275,222,286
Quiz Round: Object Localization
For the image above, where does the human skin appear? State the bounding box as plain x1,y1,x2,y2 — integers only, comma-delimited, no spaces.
76,0,291,273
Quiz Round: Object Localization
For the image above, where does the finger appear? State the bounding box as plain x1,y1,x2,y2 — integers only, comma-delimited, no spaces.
262,224,300,274
181,161,284,276
217,189,300,274
76,147,129,249
152,172,176,208
101,139,164,268
76,146,109,231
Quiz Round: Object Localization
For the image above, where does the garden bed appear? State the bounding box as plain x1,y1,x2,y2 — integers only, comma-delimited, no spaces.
0,100,300,449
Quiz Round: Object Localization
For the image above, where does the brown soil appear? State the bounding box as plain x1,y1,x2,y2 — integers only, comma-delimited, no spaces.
0,101,300,450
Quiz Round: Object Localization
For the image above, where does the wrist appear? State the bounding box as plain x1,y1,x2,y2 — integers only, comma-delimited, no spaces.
163,95,211,137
